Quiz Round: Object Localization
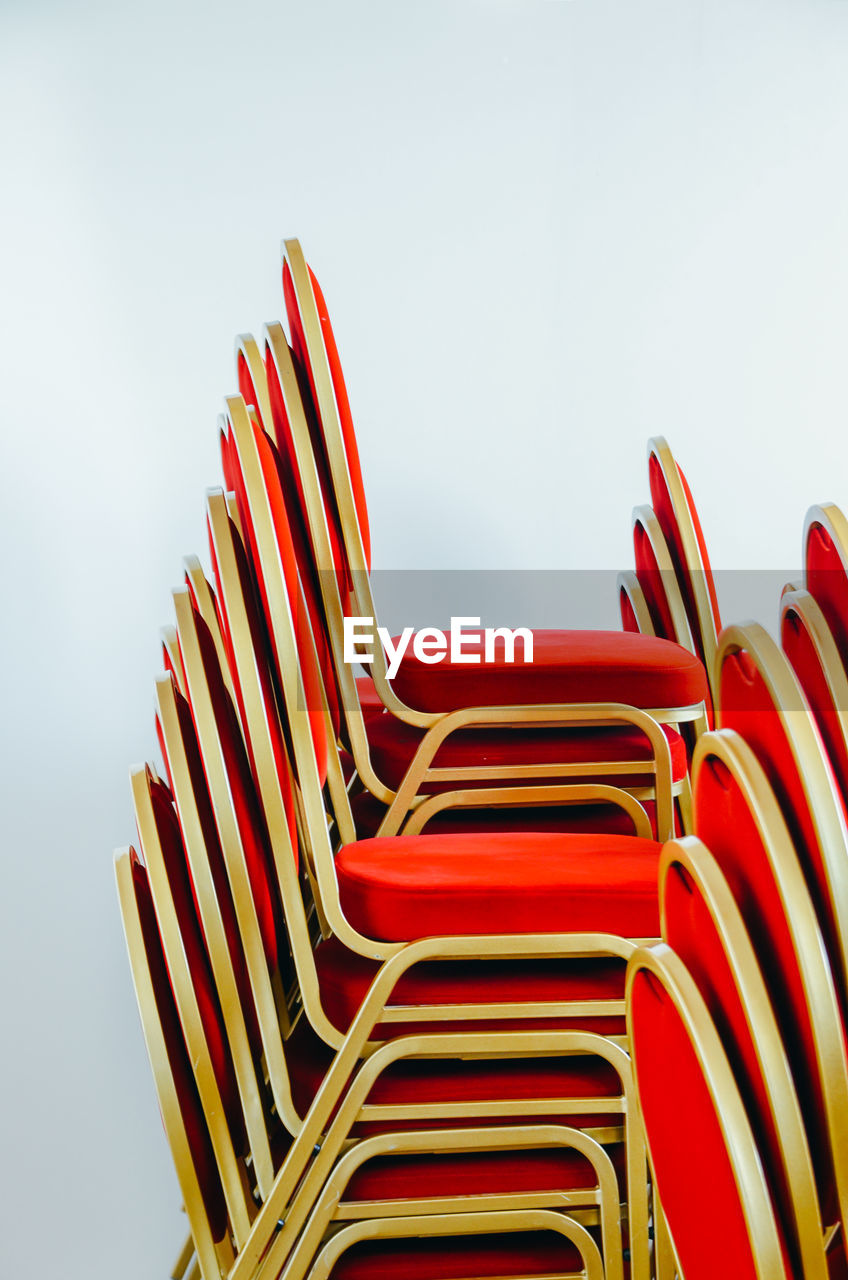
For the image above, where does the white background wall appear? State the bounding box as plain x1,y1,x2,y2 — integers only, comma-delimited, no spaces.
2,1,848,1274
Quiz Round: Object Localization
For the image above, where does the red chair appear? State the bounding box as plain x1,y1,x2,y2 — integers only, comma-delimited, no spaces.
804,502,848,669
621,505,696,659
223,391,687,840
781,585,848,806
626,943,788,1279
116,848,611,1280
647,436,721,693
715,622,848,1015
691,726,848,1262
233,244,708,817
659,835,828,1276
163,530,666,1276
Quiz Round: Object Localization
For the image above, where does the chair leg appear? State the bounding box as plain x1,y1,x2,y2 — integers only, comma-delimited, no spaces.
171,1231,194,1280
184,1259,200,1280
653,1189,677,1280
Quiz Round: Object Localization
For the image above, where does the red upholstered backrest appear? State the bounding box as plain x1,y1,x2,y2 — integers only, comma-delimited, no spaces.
649,453,719,660
718,650,841,981
662,860,795,1267
806,522,848,667
693,752,835,1210
131,852,229,1242
145,781,246,1157
184,603,282,967
629,965,762,1280
237,350,264,428
222,416,330,782
678,466,721,632
282,259,372,569
782,608,848,805
619,585,639,634
207,503,299,860
633,520,676,641
168,683,262,1052
261,352,343,733
155,710,175,792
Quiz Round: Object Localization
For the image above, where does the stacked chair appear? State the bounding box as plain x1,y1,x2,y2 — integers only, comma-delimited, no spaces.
115,240,848,1278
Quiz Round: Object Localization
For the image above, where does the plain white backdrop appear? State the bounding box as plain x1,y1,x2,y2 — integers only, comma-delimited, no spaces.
3,0,848,1274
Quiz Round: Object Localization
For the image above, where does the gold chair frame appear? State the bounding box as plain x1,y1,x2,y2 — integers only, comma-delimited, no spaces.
626,942,787,1280
224,397,678,841
167,580,656,1276
692,726,848,1259
659,835,828,1277
648,436,719,691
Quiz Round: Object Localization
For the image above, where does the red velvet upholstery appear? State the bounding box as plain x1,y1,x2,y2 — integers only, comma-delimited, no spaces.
806,522,848,667
287,1015,624,1136
164,687,262,1053
131,852,230,1243
351,788,670,838
184,605,282,962
718,649,842,994
633,519,677,642
327,1232,588,1278
314,934,627,1039
282,260,372,569
224,416,330,779
145,780,246,1155
678,466,721,630
345,1142,624,1203
237,349,265,428
208,501,299,857
782,607,848,803
390,628,707,714
693,749,838,1219
366,713,687,793
335,831,661,942
629,965,764,1280
649,454,719,660
261,352,348,730
662,860,796,1270
619,585,640,634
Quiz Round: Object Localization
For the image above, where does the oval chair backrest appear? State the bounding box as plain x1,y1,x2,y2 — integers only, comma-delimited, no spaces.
716,623,848,1012
256,328,347,732
223,396,332,787
174,585,305,1131
282,241,371,570
626,943,788,1280
206,485,353,1050
781,588,848,807
691,729,848,1232
115,848,231,1271
648,438,720,680
236,333,275,441
135,767,247,1155
631,505,695,652
804,504,848,669
659,838,824,1277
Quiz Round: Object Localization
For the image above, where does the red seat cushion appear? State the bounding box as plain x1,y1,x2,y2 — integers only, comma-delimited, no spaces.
365,713,688,793
351,788,662,838
287,1017,624,1136
389,629,707,714
328,1231,590,1278
314,933,627,1039
335,831,661,942
344,1142,625,1203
